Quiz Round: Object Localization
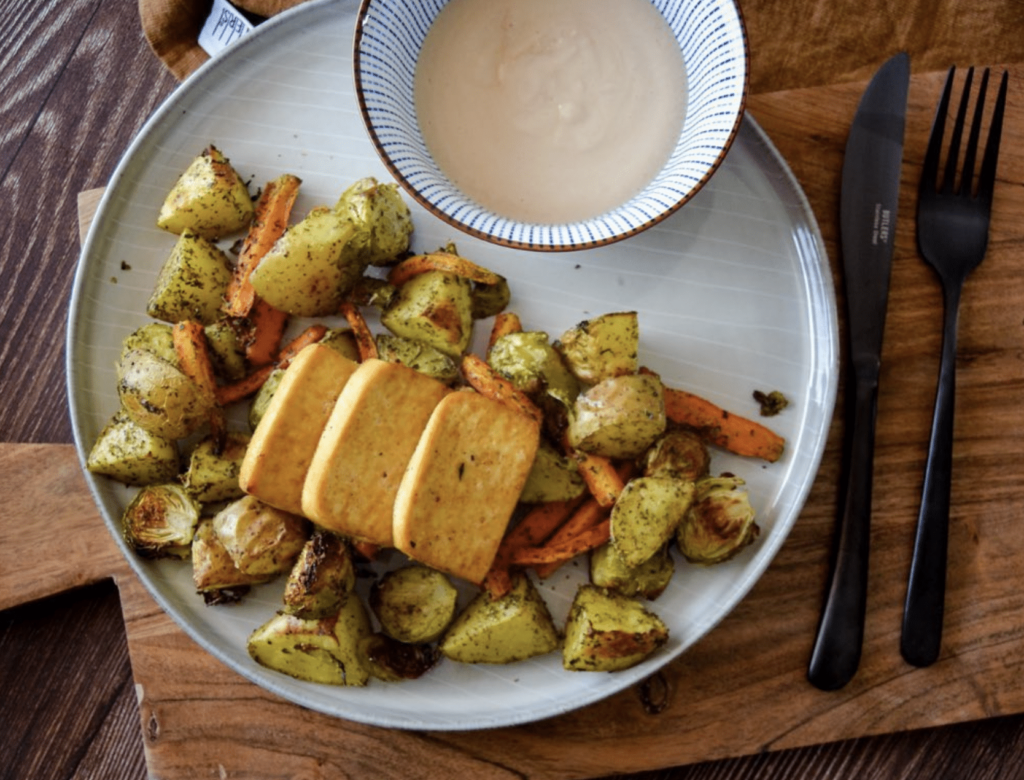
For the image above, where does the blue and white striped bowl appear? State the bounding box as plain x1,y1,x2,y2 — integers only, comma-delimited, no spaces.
353,0,748,252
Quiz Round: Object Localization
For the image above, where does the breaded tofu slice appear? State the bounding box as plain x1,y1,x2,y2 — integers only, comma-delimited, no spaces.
239,343,359,515
393,390,541,584
302,359,449,547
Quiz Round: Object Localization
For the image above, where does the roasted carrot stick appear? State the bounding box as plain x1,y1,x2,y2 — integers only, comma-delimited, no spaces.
487,311,522,352
339,302,378,361
213,324,328,406
244,297,290,368
572,449,627,508
512,517,611,569
223,174,301,317
528,498,610,577
387,251,504,288
461,353,543,425
173,320,218,406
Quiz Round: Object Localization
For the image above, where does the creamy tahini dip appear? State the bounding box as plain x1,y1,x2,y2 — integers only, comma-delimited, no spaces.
414,0,687,224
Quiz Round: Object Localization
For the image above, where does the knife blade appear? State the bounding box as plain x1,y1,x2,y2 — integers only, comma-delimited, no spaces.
807,52,910,691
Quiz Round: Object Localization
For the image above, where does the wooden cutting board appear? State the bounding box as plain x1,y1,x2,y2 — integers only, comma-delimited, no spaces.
5,66,1023,779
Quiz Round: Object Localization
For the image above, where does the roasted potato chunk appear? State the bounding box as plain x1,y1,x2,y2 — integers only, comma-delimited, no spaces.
380,270,473,358
375,333,459,384
117,348,213,440
440,573,559,665
211,495,309,577
157,145,255,239
487,330,579,408
204,320,247,381
519,439,587,504
370,565,458,644
611,476,693,567
334,176,413,266
563,585,669,672
147,231,234,325
247,367,285,431
122,483,199,559
192,517,272,594
555,311,639,384
247,594,373,686
120,322,178,366
87,410,179,486
567,373,667,459
181,432,250,503
249,206,363,316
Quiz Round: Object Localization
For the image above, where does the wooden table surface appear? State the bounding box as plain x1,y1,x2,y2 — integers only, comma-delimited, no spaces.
3,1,1024,778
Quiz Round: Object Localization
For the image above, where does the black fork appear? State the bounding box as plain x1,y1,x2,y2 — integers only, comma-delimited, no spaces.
900,66,1009,668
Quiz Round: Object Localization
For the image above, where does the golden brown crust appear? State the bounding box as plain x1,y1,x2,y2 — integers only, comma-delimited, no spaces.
302,359,448,546
393,390,541,584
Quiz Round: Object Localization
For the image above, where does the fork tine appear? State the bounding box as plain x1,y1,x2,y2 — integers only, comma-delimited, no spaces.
921,67,955,194
941,67,974,194
977,69,1009,204
958,69,989,197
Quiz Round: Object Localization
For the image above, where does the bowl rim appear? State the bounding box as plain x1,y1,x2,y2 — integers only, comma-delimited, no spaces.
352,0,750,253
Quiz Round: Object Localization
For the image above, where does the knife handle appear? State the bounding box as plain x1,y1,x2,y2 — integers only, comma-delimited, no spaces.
807,373,878,691
900,292,960,667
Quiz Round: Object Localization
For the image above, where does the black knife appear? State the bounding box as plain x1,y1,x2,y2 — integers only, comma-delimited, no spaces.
808,52,910,691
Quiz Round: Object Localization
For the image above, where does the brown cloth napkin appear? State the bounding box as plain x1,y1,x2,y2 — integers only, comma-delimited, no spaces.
139,0,309,81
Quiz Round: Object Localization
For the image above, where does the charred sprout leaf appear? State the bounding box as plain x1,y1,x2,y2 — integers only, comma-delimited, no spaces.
282,531,356,619
122,484,200,559
676,476,759,565
361,633,439,682
370,565,459,644
590,542,675,600
753,389,789,417
643,429,711,483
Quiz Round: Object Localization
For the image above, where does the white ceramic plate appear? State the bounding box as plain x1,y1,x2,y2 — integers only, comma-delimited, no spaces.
67,0,837,731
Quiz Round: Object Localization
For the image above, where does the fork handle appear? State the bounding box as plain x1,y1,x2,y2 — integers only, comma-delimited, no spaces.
807,369,878,690
901,284,962,667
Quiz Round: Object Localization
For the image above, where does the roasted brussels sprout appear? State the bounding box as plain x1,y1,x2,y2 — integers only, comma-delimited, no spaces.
676,476,759,565
147,231,235,325
375,333,459,383
361,633,438,682
590,542,675,600
487,331,579,408
122,483,200,559
87,410,180,486
282,531,356,619
370,565,459,644
191,517,272,596
156,145,255,239
555,311,639,384
470,275,510,320
440,573,559,665
380,270,473,358
181,432,250,503
249,206,364,317
117,347,213,440
519,439,587,504
562,585,669,672
567,373,667,459
212,495,309,577
643,429,711,483
610,476,693,567
334,176,413,266
247,594,373,686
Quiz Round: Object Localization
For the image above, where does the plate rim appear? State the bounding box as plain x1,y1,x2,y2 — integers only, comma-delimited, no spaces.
66,0,837,732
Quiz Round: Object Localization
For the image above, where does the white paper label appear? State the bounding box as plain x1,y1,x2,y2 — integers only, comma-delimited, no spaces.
198,0,255,57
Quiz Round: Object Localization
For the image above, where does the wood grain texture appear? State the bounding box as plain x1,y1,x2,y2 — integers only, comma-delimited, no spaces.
5,66,1021,778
